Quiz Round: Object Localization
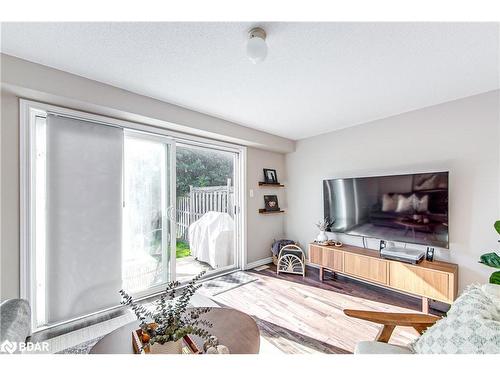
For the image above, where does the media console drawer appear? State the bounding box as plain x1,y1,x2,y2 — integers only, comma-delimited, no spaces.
344,253,388,285
389,262,451,302
323,248,343,272
309,245,323,265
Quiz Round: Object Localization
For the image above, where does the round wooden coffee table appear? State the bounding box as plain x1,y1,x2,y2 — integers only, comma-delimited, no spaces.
89,307,260,354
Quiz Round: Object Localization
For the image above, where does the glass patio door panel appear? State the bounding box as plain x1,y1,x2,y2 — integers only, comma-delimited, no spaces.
122,132,175,295
175,144,240,282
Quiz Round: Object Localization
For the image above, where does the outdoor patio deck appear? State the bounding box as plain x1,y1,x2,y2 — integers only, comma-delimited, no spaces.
176,255,213,282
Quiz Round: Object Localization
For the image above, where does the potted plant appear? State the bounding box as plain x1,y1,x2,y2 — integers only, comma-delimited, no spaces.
479,221,500,285
315,218,332,242
119,271,212,354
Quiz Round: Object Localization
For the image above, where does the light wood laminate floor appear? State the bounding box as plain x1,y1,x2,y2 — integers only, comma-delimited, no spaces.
200,264,446,354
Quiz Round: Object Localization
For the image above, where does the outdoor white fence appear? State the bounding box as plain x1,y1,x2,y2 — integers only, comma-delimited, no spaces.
176,183,234,241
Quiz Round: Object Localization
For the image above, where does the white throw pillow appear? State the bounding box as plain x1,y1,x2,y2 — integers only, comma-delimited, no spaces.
482,283,500,310
395,195,413,213
450,284,500,320
411,285,500,354
411,315,500,354
413,194,429,213
381,194,397,212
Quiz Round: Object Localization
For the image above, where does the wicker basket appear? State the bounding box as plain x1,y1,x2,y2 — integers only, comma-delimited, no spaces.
271,241,298,265
272,254,278,266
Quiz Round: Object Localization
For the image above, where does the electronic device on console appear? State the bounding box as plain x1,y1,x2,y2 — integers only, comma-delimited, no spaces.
380,244,425,264
379,239,386,251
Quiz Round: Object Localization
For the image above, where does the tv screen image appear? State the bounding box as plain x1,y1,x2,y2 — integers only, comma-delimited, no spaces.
323,172,449,248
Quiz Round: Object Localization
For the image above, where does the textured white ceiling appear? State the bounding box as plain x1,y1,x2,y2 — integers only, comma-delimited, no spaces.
1,22,498,140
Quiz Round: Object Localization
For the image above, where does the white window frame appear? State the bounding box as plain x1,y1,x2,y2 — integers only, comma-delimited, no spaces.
20,99,247,330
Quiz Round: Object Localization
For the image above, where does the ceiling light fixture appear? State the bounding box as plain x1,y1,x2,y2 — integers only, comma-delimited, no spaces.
246,27,267,64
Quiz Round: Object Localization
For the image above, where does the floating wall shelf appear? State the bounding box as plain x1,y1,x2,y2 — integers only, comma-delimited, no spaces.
258,182,285,187
258,209,285,214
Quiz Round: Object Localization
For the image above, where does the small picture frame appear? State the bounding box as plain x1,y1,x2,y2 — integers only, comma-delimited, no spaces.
264,195,280,211
263,168,278,184
426,247,435,262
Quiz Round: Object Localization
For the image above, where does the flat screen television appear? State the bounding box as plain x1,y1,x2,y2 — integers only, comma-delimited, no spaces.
323,172,449,248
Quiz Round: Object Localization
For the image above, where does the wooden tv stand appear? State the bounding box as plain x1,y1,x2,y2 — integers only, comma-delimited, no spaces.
308,243,458,313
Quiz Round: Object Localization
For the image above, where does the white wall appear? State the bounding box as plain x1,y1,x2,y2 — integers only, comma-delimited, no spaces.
0,90,19,300
285,90,500,291
0,56,291,299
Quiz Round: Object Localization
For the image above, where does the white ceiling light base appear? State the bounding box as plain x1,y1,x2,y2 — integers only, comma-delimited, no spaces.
246,27,267,64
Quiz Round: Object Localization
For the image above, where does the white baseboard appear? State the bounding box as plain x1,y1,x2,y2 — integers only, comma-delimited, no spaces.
245,257,273,270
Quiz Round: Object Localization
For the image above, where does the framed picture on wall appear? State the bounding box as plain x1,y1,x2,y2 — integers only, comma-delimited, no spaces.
263,168,278,184
264,195,280,211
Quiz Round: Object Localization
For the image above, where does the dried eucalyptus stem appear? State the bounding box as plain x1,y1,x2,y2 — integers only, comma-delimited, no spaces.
119,270,212,349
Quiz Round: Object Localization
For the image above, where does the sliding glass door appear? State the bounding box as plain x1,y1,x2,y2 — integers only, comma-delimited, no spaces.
23,101,243,331
175,143,240,282
122,132,175,294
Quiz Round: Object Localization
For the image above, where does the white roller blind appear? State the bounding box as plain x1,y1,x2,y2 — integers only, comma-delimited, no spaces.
45,114,123,324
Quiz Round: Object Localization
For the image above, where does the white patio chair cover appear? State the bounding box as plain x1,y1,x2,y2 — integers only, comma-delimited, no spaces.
188,211,234,269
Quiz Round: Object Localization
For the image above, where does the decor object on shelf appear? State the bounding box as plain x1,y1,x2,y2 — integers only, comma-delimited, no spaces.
203,336,230,354
119,271,213,354
246,27,267,64
316,232,327,242
277,244,306,277
263,194,280,211
315,218,332,242
479,221,500,285
345,284,500,354
263,168,278,184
